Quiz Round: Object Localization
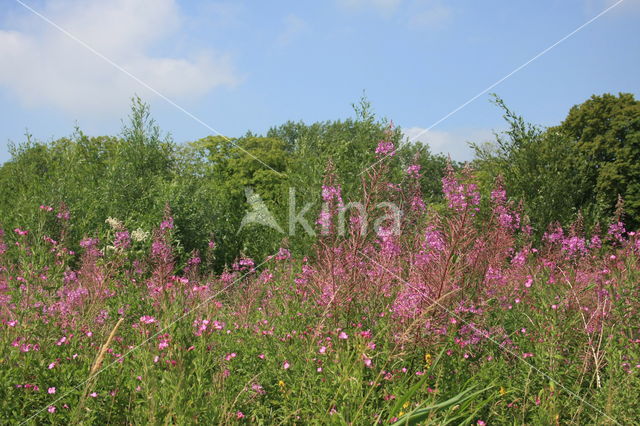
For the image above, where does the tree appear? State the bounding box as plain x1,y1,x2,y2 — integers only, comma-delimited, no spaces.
472,96,595,235
557,93,640,227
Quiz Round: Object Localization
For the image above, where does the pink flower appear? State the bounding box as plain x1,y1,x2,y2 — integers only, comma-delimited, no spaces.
48,387,56,394
338,332,348,340
406,164,421,178
524,276,533,288
89,392,98,398
319,346,327,354
224,353,237,361
363,355,373,368
236,411,245,419
276,247,291,260
47,406,56,413
258,354,265,359
375,141,395,157
251,383,266,395
283,361,290,370
48,362,56,369
139,316,156,324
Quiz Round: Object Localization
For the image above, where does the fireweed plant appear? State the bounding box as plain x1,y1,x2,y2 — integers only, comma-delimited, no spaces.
1,137,639,425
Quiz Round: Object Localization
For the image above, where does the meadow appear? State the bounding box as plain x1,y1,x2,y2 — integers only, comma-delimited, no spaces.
1,136,639,425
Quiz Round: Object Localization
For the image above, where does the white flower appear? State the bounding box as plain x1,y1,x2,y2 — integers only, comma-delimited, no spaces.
131,228,150,242
105,217,123,230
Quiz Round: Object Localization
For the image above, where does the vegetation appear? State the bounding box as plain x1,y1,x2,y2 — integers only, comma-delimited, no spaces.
473,93,640,237
1,93,639,424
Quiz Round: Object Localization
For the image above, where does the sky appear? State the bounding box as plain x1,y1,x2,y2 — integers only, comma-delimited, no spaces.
0,0,638,163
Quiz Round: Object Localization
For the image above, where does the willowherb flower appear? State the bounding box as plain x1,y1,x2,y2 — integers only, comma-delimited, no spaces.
441,165,481,212
490,188,507,204
14,228,29,236
561,236,588,257
362,354,373,368
543,225,564,244
140,315,157,324
316,209,331,230
233,257,255,272
158,337,170,351
321,185,343,203
276,247,291,260
56,204,70,221
79,238,99,248
375,140,395,157
524,276,533,288
607,221,626,243
424,226,445,252
406,164,421,179
160,216,174,230
251,383,266,395
193,318,210,336
114,231,131,250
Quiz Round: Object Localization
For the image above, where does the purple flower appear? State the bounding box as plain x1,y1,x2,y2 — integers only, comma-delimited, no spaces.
406,164,421,178
375,141,395,157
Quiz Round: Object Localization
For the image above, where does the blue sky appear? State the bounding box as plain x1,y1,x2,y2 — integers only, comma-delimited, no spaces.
0,0,638,163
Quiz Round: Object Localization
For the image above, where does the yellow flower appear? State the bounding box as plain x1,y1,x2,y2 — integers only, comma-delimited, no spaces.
424,353,432,367
402,401,410,409
278,380,285,388
398,411,405,417
499,386,506,396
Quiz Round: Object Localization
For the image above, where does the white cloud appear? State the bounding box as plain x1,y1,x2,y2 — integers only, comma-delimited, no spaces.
277,14,308,46
402,127,495,161
407,0,452,30
0,0,239,116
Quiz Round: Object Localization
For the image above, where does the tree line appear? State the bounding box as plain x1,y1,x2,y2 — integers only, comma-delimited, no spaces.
0,93,637,269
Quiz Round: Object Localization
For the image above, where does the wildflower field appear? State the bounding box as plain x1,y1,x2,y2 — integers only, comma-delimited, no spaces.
1,137,639,425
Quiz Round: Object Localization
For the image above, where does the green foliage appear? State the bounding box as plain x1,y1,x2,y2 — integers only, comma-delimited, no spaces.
0,98,177,252
558,92,640,228
0,96,449,270
472,94,640,237
189,134,290,263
